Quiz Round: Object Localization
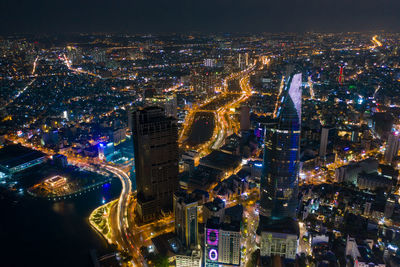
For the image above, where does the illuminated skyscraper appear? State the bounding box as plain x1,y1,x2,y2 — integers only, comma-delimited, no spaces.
131,107,179,223
259,73,302,261
260,73,302,220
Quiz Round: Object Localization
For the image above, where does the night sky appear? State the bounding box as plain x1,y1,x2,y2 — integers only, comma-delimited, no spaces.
1,0,400,34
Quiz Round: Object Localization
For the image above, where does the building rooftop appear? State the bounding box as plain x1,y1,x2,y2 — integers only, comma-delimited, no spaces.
225,204,243,223
151,232,181,257
204,197,225,212
258,216,299,236
0,144,46,169
45,175,66,184
199,150,241,171
205,216,240,232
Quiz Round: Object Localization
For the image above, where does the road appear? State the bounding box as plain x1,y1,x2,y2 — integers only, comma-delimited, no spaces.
6,134,139,265
180,63,256,156
5,78,36,108
243,203,259,264
7,56,267,266
62,54,103,78
372,35,382,47
298,222,312,255
101,164,148,266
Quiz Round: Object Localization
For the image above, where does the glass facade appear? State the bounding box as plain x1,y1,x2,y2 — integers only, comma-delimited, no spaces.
131,106,179,222
260,73,302,220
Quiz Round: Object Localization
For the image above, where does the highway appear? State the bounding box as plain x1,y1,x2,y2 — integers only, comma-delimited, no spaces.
211,75,252,150
7,56,267,266
180,63,257,155
62,54,103,78
101,164,154,267
5,78,36,108
372,35,383,47
103,165,131,244
32,55,39,75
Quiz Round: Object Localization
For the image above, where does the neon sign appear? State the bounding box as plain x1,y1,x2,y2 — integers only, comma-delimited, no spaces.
209,249,218,261
207,229,219,246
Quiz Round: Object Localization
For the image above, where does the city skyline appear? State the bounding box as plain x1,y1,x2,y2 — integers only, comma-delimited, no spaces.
1,31,400,267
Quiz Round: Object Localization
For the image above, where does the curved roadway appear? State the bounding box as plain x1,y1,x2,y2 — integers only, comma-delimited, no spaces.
103,164,142,266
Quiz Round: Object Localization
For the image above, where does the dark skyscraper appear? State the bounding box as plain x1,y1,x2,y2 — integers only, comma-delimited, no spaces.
131,107,179,223
173,190,198,249
260,73,302,220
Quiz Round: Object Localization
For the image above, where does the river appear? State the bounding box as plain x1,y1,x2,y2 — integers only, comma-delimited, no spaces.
0,178,122,267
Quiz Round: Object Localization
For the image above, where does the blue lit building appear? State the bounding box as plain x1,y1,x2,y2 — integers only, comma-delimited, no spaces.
258,73,302,261
98,142,114,161
260,73,302,220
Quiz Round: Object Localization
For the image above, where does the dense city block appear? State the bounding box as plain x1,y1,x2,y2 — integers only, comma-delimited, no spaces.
1,32,400,267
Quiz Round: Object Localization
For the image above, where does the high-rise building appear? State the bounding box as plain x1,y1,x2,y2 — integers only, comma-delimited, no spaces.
384,197,396,218
205,217,241,267
260,73,302,220
259,74,302,261
373,112,393,140
113,128,126,146
128,111,133,133
92,48,106,63
319,127,335,157
218,226,241,265
98,142,114,161
164,94,178,118
66,47,82,65
174,190,198,249
238,53,246,69
319,127,329,157
384,133,400,163
131,107,179,223
190,68,221,96
41,130,59,146
338,66,344,85
240,105,251,132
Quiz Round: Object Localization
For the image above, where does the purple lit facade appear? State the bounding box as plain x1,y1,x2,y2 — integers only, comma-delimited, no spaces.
206,229,219,246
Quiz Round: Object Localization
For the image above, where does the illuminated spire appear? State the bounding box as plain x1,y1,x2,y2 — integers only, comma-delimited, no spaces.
288,73,302,121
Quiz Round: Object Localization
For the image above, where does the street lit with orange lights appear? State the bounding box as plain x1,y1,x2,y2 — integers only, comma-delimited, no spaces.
5,29,400,267
180,63,257,155
372,35,383,47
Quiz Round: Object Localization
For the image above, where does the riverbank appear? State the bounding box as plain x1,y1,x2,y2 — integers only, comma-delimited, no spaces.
89,199,118,244
27,177,113,201
0,178,122,267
